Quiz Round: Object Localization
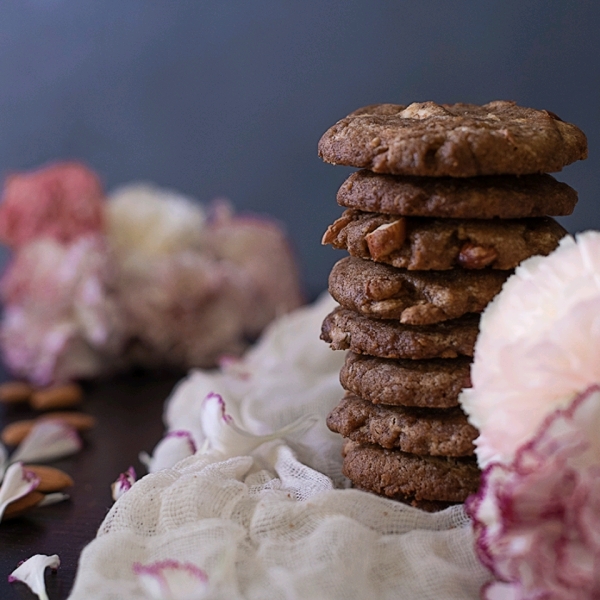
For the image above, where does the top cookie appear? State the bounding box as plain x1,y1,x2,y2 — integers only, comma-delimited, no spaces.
318,101,588,177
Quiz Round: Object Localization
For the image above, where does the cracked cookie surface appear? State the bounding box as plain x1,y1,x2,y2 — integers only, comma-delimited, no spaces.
336,170,578,218
340,351,471,408
318,101,587,176
342,439,480,502
328,256,509,324
321,307,479,359
328,394,477,456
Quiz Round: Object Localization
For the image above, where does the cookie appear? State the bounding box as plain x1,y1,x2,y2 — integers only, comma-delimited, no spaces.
337,170,578,219
340,351,471,408
321,307,479,359
318,101,587,176
342,439,480,502
329,256,509,324
323,210,566,270
391,496,458,512
327,394,477,456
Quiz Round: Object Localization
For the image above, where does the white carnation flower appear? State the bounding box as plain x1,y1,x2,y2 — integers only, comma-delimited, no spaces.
460,231,600,467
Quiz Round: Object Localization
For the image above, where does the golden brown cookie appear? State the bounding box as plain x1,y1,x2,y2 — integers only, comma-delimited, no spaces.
321,307,479,360
328,256,509,324
336,170,578,218
342,439,480,503
340,351,471,408
323,210,566,270
327,394,477,456
318,101,587,176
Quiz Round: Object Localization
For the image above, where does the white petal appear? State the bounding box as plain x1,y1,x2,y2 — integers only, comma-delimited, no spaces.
0,463,40,521
0,443,8,480
133,559,208,600
8,553,60,600
200,392,318,459
140,431,196,473
111,466,136,501
10,421,82,464
38,493,70,507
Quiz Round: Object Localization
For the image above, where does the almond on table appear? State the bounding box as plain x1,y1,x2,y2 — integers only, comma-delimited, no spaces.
24,466,74,492
0,381,34,404
30,383,84,411
3,490,45,520
1,412,96,446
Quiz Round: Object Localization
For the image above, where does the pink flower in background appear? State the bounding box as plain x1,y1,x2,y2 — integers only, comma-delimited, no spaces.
107,188,304,370
0,174,304,383
0,235,126,384
207,202,304,336
0,162,105,248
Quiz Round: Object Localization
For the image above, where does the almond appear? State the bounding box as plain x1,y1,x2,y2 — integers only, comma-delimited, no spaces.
365,218,407,260
1,412,96,446
39,412,96,431
3,490,45,519
24,465,74,492
321,212,355,245
1,421,35,446
457,243,499,269
30,383,84,410
0,381,34,404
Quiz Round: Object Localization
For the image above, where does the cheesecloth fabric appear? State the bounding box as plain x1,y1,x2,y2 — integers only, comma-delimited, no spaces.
68,294,491,600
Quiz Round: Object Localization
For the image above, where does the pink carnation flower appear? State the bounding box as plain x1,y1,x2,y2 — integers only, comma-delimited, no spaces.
107,189,303,369
115,251,255,369
0,235,125,384
0,162,104,248
207,202,304,335
467,385,600,600
460,231,600,598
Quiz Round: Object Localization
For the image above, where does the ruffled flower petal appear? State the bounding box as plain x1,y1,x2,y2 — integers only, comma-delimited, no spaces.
8,554,60,600
140,431,196,473
200,392,318,459
9,421,82,464
133,559,208,600
0,462,40,521
460,232,600,468
0,234,126,385
111,466,137,501
467,385,600,599
0,161,104,248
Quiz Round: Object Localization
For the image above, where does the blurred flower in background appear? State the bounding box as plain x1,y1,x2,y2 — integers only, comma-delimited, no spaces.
0,162,303,385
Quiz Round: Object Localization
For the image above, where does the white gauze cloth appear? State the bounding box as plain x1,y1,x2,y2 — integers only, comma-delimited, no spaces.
68,294,490,600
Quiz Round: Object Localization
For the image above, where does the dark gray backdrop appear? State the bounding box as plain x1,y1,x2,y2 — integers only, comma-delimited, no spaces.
0,0,598,297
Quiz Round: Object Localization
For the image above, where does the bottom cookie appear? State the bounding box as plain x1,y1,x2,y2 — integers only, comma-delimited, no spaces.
342,439,480,504
351,485,457,512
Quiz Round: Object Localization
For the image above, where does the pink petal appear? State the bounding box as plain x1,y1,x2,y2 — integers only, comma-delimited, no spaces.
467,385,600,599
8,554,60,600
133,559,207,600
111,466,137,501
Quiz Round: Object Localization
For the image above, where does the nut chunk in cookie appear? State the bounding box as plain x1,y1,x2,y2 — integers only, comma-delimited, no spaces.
328,256,510,324
323,210,567,270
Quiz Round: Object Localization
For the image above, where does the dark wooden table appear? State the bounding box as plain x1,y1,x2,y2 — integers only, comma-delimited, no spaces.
0,368,183,599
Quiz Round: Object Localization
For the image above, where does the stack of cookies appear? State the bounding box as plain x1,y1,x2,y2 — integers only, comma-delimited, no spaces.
318,101,587,510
